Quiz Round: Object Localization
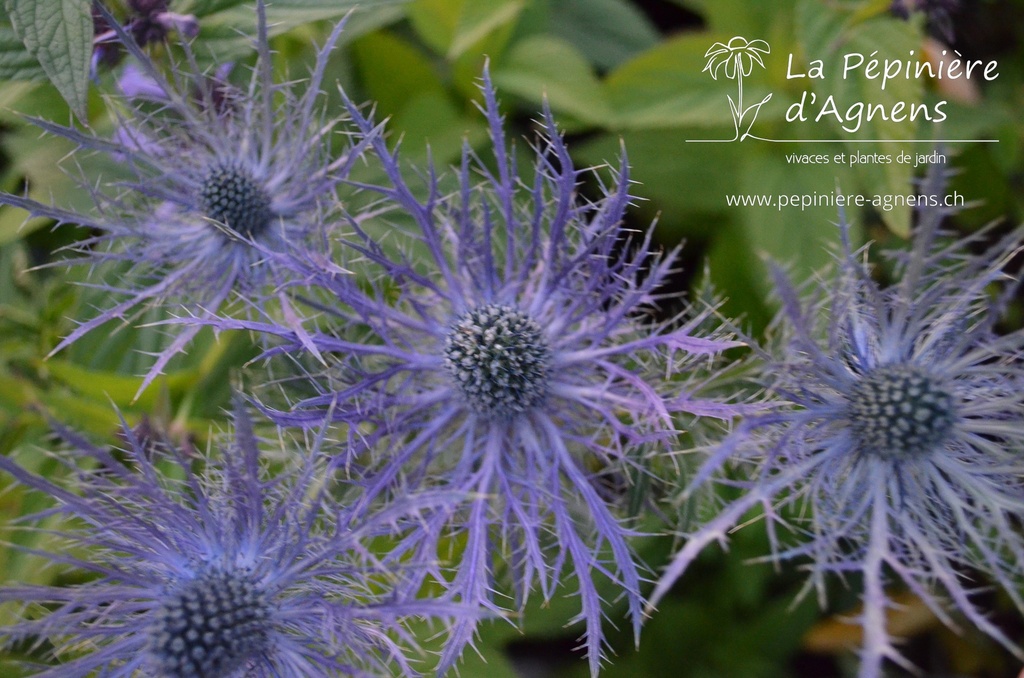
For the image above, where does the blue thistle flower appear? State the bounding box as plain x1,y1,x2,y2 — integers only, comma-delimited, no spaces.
649,166,1024,678
213,72,741,675
0,404,467,677
0,0,363,396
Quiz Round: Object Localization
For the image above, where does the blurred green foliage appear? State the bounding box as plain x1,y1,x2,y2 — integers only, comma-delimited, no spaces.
0,0,1021,676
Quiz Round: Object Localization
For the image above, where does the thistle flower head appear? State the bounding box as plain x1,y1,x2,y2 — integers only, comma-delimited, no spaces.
1,0,364,396
443,303,553,415
215,71,741,675
0,404,464,677
149,565,272,677
844,363,957,460
650,165,1024,678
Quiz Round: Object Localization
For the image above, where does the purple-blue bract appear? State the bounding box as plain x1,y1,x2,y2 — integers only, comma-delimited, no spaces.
0,404,465,677
650,166,1024,678
0,0,362,397
216,70,741,675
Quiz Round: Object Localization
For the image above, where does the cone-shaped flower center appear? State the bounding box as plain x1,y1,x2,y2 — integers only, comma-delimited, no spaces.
444,304,551,416
150,566,271,678
199,163,273,238
846,364,956,460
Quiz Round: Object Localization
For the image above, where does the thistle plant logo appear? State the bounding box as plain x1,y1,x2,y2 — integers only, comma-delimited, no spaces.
703,36,773,141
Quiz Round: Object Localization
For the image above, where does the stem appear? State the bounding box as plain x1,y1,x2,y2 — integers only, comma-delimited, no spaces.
859,486,890,678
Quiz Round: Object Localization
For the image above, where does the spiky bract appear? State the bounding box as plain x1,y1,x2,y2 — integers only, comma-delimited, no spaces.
0,0,364,396
0,405,464,677
650,166,1024,678
212,72,740,675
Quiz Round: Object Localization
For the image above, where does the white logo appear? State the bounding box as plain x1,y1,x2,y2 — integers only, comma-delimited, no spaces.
702,36,773,142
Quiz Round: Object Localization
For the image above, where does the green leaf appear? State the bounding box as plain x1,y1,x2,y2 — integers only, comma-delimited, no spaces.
549,0,659,70
0,112,123,246
606,33,767,130
705,222,773,333
352,30,445,120
796,0,922,236
188,0,402,24
671,0,797,37
408,0,523,59
737,148,846,279
195,1,405,61
0,23,45,82
4,0,91,119
575,129,745,218
448,0,524,59
391,90,489,164
184,0,250,14
406,0,460,55
0,130,77,246
43,359,191,411
494,35,610,126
